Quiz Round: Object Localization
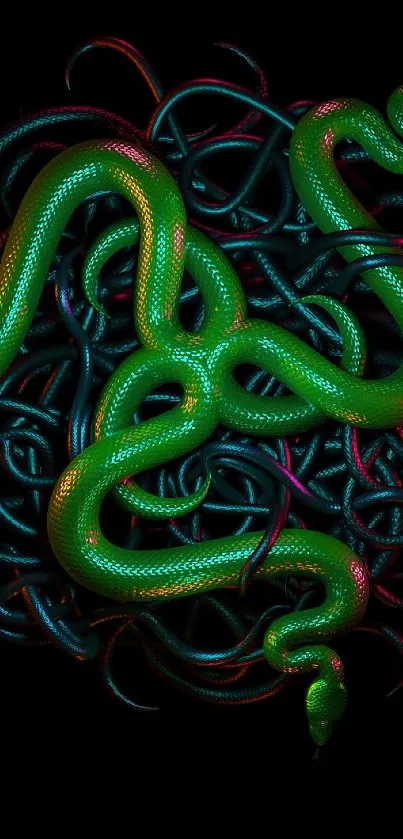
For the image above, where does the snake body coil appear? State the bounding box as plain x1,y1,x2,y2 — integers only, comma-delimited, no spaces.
5,83,401,742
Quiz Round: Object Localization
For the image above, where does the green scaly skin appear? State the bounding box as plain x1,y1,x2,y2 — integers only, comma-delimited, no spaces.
0,103,389,741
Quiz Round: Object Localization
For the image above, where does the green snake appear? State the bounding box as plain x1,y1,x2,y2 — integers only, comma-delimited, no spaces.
3,87,402,743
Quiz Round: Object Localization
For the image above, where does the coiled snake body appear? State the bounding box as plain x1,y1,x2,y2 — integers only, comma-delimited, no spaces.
3,86,402,742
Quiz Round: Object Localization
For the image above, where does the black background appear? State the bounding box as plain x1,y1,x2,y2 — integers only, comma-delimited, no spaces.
1,20,402,770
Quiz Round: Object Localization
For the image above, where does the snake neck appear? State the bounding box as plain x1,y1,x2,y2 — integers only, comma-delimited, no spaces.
261,538,367,745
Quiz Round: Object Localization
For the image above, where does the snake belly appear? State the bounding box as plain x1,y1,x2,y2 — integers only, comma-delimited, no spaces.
0,136,373,744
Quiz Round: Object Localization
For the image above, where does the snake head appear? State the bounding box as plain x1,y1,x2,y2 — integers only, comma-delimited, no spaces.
306,676,348,745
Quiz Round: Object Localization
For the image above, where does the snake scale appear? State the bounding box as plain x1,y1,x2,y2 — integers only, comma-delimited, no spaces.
2,87,402,743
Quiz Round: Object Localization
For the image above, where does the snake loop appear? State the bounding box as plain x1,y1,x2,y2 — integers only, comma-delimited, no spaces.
0,129,377,743
289,87,403,427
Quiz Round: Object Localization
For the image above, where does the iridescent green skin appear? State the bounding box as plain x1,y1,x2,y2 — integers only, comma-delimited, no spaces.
290,87,403,426
0,129,375,743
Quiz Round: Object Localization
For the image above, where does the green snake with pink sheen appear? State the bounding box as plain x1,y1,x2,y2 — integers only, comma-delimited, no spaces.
2,85,402,741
